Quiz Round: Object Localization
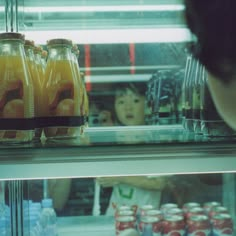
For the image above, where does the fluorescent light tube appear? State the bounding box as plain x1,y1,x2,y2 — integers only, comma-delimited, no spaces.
23,5,185,13
24,28,192,44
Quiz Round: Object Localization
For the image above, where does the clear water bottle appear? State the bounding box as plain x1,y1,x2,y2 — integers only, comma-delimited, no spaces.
0,203,10,236
4,206,11,236
29,203,43,236
23,200,30,236
30,202,42,218
40,198,57,236
29,214,41,236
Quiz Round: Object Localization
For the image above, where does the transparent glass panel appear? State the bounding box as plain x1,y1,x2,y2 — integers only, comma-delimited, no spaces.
0,0,5,32
0,1,235,235
18,173,235,235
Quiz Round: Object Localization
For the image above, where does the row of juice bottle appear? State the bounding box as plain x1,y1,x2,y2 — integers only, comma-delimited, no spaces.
0,32,89,144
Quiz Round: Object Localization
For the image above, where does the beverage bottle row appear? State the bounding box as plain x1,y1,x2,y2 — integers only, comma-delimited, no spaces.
182,54,235,137
0,32,89,144
146,68,184,126
146,54,235,138
0,203,11,236
23,198,57,236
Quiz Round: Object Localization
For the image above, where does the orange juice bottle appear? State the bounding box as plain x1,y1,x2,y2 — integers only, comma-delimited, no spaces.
41,49,48,71
0,32,34,143
72,44,85,133
24,39,43,140
34,45,45,85
42,38,81,139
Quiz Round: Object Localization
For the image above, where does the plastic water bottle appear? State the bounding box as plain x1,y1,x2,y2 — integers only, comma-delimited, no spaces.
29,203,43,236
5,206,11,236
23,200,30,236
30,202,42,224
29,214,40,236
40,198,57,236
0,217,7,236
0,203,11,236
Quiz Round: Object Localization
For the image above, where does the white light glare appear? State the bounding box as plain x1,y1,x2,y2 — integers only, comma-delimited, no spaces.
24,28,192,45
23,5,185,13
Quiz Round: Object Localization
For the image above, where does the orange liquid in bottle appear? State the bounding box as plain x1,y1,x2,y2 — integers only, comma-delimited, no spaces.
34,46,45,85
25,40,43,140
42,59,80,138
0,55,34,142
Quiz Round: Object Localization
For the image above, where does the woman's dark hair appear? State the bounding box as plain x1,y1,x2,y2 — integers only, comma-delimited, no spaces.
184,0,236,83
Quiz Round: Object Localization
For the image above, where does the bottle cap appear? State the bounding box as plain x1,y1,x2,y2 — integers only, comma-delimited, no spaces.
47,38,73,47
24,39,35,47
42,198,53,208
0,32,25,42
34,45,43,54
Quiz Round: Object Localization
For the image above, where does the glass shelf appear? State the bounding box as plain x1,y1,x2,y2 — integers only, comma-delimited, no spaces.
0,125,236,180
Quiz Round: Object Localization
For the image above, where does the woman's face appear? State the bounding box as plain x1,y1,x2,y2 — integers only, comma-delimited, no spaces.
114,89,145,126
207,72,236,131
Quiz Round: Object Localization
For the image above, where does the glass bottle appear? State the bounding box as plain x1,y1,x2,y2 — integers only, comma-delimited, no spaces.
41,49,48,71
42,38,81,140
173,69,184,124
183,55,197,132
24,39,43,141
40,198,57,236
192,60,203,134
71,44,85,134
80,72,89,128
157,70,175,125
0,32,34,143
34,45,45,85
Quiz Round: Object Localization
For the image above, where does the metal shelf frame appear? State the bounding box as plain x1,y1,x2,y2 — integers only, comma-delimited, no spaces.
1,142,236,180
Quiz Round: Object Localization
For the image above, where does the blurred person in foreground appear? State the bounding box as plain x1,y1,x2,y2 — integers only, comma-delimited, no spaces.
97,82,169,215
184,0,236,130
160,0,236,208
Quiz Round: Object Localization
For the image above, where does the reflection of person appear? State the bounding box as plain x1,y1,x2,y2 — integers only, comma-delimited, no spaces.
113,83,146,126
184,0,236,130
97,176,168,215
48,179,72,212
162,174,223,207
112,82,147,143
97,82,169,215
89,100,114,127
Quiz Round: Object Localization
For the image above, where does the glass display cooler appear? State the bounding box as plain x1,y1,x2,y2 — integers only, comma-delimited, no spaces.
0,0,236,235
